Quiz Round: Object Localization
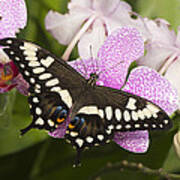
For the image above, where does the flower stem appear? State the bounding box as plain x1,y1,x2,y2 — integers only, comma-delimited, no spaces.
90,160,180,180
158,53,177,75
61,14,97,61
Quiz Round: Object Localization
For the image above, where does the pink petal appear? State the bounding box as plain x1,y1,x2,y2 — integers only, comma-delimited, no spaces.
138,43,174,71
48,116,71,138
68,58,102,80
12,74,29,96
123,66,179,115
0,84,16,93
78,19,106,59
68,57,130,89
45,9,91,45
97,27,144,88
164,57,180,105
0,0,27,38
113,130,149,153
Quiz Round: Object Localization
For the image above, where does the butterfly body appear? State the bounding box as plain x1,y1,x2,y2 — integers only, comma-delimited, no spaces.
0,38,172,166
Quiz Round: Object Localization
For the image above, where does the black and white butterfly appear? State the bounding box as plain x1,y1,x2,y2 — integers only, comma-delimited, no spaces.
0,38,172,166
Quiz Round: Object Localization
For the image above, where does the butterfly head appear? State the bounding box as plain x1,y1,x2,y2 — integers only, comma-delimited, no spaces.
87,73,99,86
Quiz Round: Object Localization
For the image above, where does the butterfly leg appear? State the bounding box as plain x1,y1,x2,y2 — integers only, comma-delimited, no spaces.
73,149,83,167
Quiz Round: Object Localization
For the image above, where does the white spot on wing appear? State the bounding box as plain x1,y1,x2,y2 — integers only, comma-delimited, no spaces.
58,90,72,108
115,108,121,121
20,42,38,51
51,86,61,92
39,73,52,80
131,111,138,121
32,97,39,103
126,97,137,110
41,56,54,68
35,117,44,125
30,78,35,84
147,103,160,113
105,106,113,120
33,67,45,74
70,131,78,137
98,109,104,118
75,138,84,148
48,119,54,127
78,106,98,115
97,134,104,141
36,107,42,115
116,124,122,130
29,61,40,67
86,136,93,143
25,56,38,61
45,78,59,87
123,110,131,122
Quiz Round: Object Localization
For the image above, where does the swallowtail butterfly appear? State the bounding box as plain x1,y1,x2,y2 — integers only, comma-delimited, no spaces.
0,38,172,166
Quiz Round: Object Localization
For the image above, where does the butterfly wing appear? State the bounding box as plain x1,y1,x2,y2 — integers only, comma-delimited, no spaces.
0,38,86,134
65,86,171,165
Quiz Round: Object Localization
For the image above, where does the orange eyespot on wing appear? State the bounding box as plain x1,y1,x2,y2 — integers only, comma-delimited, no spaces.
69,123,75,129
57,117,65,123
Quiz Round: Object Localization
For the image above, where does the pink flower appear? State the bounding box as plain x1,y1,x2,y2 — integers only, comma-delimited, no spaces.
138,18,180,105
45,0,149,61
0,0,27,38
49,27,179,153
0,60,29,95
0,0,28,95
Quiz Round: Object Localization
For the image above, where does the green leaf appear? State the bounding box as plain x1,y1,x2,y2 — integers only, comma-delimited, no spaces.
137,0,180,29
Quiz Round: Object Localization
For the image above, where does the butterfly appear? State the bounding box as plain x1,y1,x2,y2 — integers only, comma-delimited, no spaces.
0,38,172,166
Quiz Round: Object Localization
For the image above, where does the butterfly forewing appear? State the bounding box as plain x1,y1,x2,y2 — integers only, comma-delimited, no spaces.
0,38,86,133
94,86,172,132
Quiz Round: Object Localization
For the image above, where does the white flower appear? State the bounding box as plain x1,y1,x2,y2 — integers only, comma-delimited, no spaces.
45,0,149,60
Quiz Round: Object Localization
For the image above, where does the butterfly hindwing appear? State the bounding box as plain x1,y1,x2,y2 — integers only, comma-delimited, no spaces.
65,86,171,165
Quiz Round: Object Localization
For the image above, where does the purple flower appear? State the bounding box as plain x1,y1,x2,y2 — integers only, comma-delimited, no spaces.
0,0,27,38
45,0,149,61
138,18,180,106
49,27,179,153
0,0,28,95
0,60,29,95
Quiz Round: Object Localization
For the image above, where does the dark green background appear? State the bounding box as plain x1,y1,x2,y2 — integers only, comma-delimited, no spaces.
0,0,180,179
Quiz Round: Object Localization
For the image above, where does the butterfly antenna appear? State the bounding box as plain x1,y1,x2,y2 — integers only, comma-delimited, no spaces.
89,45,98,74
74,59,87,78
80,57,89,79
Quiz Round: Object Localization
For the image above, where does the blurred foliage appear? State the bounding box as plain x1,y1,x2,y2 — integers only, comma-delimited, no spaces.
0,0,180,180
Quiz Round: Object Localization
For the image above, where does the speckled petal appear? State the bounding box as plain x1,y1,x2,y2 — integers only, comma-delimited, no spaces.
48,116,71,138
97,27,144,88
113,130,149,153
0,0,27,38
123,66,179,115
13,74,29,96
